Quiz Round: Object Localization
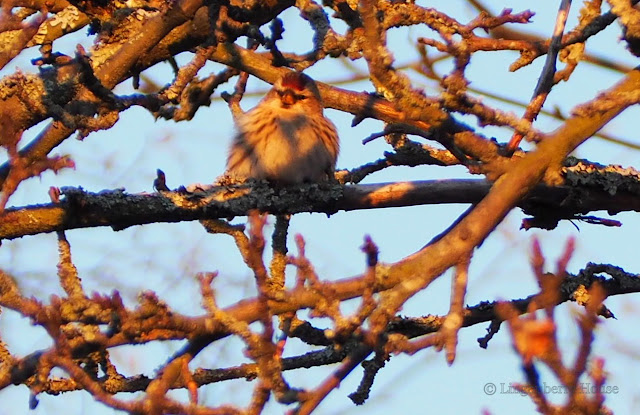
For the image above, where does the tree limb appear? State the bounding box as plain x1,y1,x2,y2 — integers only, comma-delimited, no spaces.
2,169,640,240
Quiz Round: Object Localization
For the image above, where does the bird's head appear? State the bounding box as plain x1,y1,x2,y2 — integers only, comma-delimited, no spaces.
271,72,323,110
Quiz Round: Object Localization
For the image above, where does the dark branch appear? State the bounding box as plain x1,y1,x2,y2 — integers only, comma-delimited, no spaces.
2,171,639,240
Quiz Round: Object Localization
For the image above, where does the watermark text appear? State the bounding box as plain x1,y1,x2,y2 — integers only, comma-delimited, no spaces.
483,382,619,396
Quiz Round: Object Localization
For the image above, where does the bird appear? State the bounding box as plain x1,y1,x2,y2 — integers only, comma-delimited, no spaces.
225,72,339,184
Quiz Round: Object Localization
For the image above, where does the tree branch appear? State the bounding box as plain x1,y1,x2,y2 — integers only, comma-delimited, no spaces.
2,167,640,240
8,262,637,396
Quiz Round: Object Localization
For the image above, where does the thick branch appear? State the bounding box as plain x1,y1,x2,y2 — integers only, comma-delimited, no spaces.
1,173,639,240
368,67,640,334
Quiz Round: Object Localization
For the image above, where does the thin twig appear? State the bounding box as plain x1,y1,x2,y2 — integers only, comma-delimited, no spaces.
507,0,573,152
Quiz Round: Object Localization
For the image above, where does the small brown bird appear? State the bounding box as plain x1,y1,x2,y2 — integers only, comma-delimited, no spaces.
226,72,339,184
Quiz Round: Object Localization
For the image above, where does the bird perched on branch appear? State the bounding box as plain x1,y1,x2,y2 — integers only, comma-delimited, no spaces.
226,72,339,184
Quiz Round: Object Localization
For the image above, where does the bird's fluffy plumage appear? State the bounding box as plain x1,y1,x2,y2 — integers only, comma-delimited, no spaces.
226,72,339,184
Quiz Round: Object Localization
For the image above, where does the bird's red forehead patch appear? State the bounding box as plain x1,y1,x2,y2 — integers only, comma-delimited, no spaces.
280,72,309,91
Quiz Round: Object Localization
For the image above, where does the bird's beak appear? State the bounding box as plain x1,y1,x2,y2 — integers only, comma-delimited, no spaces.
281,89,296,106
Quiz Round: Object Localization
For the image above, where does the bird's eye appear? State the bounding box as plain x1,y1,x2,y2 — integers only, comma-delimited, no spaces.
295,94,307,100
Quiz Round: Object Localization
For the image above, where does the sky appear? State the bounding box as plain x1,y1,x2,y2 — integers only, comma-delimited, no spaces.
1,1,640,414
